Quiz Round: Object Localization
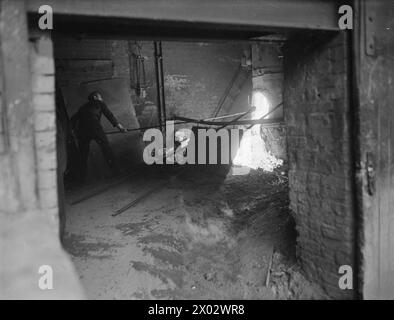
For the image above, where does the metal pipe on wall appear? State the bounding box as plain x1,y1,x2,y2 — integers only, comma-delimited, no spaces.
154,41,166,134
158,42,167,127
154,41,163,132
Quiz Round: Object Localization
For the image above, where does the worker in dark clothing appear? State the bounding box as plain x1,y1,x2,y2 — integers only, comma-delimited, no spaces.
71,91,127,180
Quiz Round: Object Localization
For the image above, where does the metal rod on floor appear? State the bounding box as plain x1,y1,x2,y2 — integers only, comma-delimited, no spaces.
70,171,138,205
265,246,275,287
111,181,167,217
112,168,186,217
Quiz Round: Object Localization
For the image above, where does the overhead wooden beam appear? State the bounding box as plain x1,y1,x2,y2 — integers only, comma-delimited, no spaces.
27,0,340,31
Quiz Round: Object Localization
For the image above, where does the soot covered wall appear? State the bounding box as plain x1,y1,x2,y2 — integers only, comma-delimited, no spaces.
134,41,251,129
284,33,354,299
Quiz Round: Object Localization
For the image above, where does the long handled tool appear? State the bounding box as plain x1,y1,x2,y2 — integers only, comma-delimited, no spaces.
246,102,283,130
217,106,255,130
105,107,284,136
104,109,258,135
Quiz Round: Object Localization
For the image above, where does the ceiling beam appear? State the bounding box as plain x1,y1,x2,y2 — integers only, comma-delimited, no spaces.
27,0,340,31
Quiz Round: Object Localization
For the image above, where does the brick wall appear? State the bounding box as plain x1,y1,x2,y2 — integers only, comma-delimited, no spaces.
163,42,247,120
0,25,84,299
30,34,59,226
284,33,354,298
134,41,249,128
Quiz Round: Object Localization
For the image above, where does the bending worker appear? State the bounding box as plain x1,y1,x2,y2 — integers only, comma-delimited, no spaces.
71,91,127,180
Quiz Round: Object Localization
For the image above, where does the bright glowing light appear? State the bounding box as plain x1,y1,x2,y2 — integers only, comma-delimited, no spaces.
252,91,270,119
233,90,283,171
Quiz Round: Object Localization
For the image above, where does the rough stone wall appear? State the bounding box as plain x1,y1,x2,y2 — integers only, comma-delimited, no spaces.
260,125,287,160
284,33,354,298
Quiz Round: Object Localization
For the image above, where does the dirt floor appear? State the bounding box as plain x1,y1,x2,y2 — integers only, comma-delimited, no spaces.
63,165,326,300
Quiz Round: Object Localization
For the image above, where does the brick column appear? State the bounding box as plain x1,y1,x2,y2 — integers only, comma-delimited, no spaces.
30,33,58,226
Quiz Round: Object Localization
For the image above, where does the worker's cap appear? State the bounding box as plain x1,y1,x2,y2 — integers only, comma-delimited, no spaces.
88,91,103,101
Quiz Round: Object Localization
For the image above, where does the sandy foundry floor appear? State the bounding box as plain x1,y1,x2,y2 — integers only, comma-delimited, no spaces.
63,165,324,300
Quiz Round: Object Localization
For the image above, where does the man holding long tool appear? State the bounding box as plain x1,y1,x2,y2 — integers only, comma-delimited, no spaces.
71,91,127,180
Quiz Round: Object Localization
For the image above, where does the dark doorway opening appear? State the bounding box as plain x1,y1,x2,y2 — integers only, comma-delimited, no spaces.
44,15,344,299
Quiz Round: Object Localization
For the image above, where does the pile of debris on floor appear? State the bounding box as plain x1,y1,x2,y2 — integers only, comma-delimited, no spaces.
64,164,327,299
174,165,326,299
